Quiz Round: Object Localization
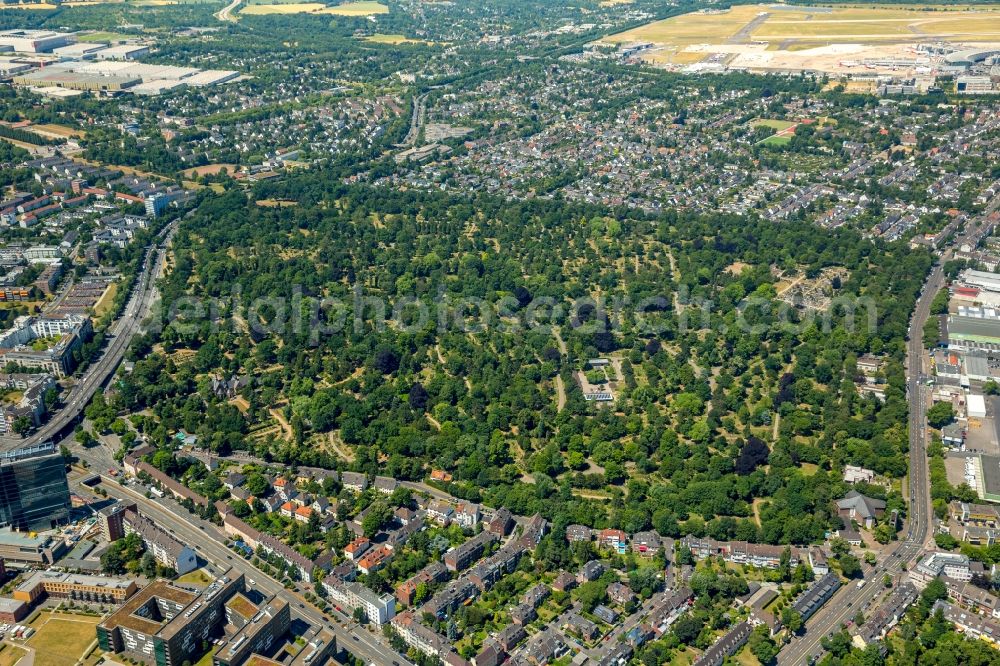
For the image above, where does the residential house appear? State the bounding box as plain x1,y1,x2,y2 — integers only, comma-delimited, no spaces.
578,560,604,583
374,476,397,495
486,507,514,536
510,603,536,626
692,622,753,666
552,571,577,592
837,490,886,529
631,531,661,557
843,466,876,484
344,537,370,561
607,581,636,607
565,613,599,641
598,528,628,554
566,524,592,543
593,605,619,624
356,545,393,575
426,500,455,526
443,531,497,572
454,503,480,529
340,472,368,493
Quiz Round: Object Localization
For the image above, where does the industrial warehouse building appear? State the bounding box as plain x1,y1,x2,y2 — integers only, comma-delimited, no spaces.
946,315,1000,350
0,30,70,54
13,69,139,92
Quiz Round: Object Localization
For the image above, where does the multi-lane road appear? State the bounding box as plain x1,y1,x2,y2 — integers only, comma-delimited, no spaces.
15,221,176,448
779,213,997,665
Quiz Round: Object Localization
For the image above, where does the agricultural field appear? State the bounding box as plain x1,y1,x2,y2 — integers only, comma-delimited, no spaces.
0,3,57,9
242,0,386,15
27,123,85,139
365,33,417,43
25,611,102,666
604,4,1000,67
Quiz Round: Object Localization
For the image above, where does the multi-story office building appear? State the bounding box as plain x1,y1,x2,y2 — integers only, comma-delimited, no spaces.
213,595,290,666
13,571,137,605
97,572,244,666
0,442,71,531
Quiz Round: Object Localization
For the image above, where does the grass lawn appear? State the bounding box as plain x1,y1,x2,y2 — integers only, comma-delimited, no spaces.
192,647,216,666
799,462,819,476
256,199,298,207
77,31,130,42
0,644,27,666
735,645,763,666
364,33,424,44
760,134,792,147
750,118,796,132
175,568,212,585
26,612,101,666
29,123,85,139
93,282,118,318
180,163,237,178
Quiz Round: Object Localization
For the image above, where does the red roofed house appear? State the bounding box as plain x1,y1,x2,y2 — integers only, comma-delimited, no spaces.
345,537,371,561
357,545,393,575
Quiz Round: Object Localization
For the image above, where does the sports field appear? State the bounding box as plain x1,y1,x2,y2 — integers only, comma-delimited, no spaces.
242,0,386,15
607,3,1000,64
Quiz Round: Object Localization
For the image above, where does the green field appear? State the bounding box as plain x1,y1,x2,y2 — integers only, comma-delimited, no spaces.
77,32,130,42
751,118,796,132
26,612,102,666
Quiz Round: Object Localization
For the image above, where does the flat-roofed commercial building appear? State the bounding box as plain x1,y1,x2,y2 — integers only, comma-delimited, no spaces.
0,442,71,531
0,597,27,623
0,528,68,565
0,30,70,53
94,44,150,60
51,42,108,59
97,572,245,666
13,69,139,92
13,570,137,605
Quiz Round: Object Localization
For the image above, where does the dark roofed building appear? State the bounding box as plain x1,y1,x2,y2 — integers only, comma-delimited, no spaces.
693,621,753,666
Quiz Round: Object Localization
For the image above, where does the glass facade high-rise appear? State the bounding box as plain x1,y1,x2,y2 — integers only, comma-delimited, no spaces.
0,443,70,531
